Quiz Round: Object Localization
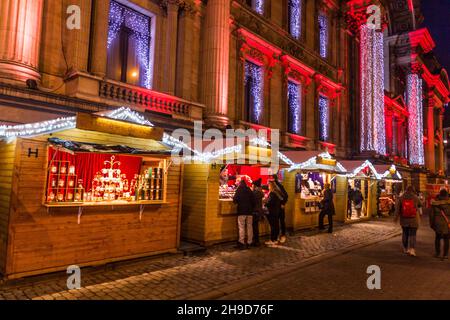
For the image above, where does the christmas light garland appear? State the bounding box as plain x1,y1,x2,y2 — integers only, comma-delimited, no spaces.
105,107,154,127
289,0,302,40
319,95,329,141
0,117,76,139
360,24,386,154
288,81,302,135
108,0,153,89
318,13,328,58
254,0,264,15
245,61,264,124
346,160,382,179
406,73,425,165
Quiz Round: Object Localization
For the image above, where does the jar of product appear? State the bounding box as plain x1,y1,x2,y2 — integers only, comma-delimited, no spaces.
68,165,75,175
58,179,65,187
60,165,67,174
51,165,58,174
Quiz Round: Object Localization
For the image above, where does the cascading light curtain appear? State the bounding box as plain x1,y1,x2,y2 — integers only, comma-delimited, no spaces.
360,24,386,154
318,95,329,141
289,0,302,40
406,73,425,165
244,61,264,124
318,14,328,58
107,0,153,89
288,81,302,134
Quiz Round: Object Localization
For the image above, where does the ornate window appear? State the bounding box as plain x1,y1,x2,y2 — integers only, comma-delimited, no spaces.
288,0,302,40
318,13,329,58
244,60,264,124
246,0,264,15
106,0,153,89
318,95,329,141
287,81,302,135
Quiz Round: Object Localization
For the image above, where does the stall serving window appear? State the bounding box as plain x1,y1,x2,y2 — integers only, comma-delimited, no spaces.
295,171,333,213
45,147,167,205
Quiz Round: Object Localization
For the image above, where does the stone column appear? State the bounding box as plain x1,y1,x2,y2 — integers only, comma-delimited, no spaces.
90,0,110,77
201,0,230,126
0,0,44,84
438,109,445,174
163,1,179,95
425,96,436,172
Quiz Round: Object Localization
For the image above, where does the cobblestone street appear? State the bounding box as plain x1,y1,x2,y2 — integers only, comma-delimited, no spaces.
0,219,399,300
221,216,450,300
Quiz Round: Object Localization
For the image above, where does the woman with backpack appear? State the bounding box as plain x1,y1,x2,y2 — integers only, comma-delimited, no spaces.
430,188,450,260
394,186,422,256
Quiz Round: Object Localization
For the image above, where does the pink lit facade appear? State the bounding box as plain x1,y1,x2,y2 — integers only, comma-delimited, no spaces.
0,0,448,182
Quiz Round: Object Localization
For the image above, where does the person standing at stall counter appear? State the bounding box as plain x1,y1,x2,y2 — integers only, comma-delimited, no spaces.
272,174,288,243
233,180,256,249
265,181,284,246
251,178,264,247
394,186,422,257
319,183,335,233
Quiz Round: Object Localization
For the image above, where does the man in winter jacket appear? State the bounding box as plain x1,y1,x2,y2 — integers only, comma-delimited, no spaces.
394,186,422,256
430,188,450,260
233,180,256,249
251,178,264,246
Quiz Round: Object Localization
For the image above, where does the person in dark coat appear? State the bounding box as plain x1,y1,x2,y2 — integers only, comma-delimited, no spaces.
352,187,364,218
430,188,450,260
233,180,256,249
319,183,335,233
272,174,288,243
264,181,283,245
251,178,264,246
394,186,422,256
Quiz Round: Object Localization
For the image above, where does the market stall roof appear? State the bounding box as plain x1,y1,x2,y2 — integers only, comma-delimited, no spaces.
0,107,163,141
374,164,403,180
340,160,381,179
282,151,321,164
288,152,347,174
48,137,171,155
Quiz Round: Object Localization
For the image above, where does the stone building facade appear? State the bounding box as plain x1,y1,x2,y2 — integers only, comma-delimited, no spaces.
0,0,448,179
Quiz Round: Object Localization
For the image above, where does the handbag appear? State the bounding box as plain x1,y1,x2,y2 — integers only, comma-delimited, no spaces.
439,209,450,230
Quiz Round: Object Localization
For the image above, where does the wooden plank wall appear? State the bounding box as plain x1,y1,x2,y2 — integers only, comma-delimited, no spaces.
5,130,182,278
181,164,209,242
0,141,16,274
334,176,348,222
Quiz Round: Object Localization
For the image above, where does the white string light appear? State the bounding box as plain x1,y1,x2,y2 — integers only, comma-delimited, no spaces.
406,73,425,165
254,0,264,15
289,0,302,40
346,160,382,179
360,24,386,154
318,13,328,58
245,61,264,124
319,95,329,141
288,81,302,135
105,107,154,127
0,117,76,139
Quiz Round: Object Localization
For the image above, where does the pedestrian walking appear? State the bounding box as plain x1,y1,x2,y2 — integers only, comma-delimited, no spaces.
233,180,256,249
430,188,450,260
272,174,288,243
264,181,283,246
251,178,264,247
319,183,335,233
394,186,422,256
353,187,364,218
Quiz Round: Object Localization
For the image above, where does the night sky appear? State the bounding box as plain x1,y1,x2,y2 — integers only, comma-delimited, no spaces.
421,0,450,126
421,0,450,72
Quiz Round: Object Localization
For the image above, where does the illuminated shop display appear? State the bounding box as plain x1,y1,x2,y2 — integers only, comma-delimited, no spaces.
289,0,302,40
318,13,328,58
406,73,425,165
288,81,302,135
318,95,329,142
245,60,264,124
360,24,386,154
107,0,153,89
46,149,166,205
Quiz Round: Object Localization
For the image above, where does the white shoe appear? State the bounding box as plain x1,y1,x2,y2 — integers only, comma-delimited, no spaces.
408,248,417,257
279,236,286,244
403,247,408,254
265,240,276,246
